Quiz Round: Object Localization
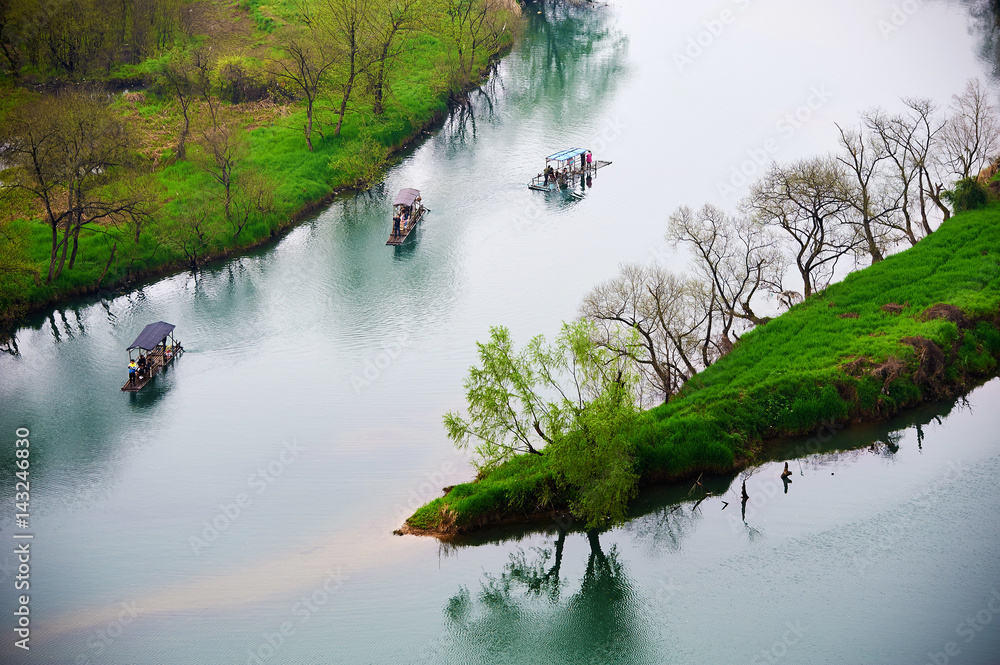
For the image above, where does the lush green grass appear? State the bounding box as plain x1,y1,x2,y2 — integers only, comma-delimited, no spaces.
407,205,1000,534
0,2,516,325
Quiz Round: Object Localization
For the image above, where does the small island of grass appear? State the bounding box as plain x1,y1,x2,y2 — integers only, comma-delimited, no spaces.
404,200,1000,538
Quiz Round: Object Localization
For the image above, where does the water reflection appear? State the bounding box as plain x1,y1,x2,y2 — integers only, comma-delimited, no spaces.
443,378,988,562
526,0,630,111
436,530,657,664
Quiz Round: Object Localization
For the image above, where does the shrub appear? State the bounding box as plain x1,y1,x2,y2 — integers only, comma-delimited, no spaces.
944,178,989,212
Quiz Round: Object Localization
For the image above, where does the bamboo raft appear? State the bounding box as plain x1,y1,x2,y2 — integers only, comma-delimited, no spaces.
528,148,612,192
121,321,183,392
386,188,426,246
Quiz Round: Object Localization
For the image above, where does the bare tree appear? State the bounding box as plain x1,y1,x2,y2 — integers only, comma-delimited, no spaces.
902,98,951,227
321,0,374,137
228,170,275,241
199,124,248,219
666,204,785,349
191,47,219,129
437,0,511,91
159,51,197,160
364,0,421,115
580,263,712,404
0,90,148,284
272,28,338,151
744,158,858,299
0,2,21,76
863,106,926,245
835,122,901,263
940,78,1000,180
166,207,213,271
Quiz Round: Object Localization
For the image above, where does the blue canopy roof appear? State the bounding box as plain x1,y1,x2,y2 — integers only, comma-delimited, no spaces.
127,321,175,351
546,148,588,162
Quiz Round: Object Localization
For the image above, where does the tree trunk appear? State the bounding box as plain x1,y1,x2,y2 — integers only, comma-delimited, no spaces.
373,49,389,115
335,77,354,137
177,111,189,160
800,265,812,299
47,222,59,284
864,221,884,263
97,242,117,285
373,69,385,115
54,222,71,281
68,224,81,270
305,98,314,151
927,183,951,223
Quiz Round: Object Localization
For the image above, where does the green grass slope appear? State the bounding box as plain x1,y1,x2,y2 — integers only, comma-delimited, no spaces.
406,206,1000,535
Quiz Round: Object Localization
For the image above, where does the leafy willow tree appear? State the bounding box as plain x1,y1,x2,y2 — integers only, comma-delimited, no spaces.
445,321,640,527
444,325,572,466
436,0,513,91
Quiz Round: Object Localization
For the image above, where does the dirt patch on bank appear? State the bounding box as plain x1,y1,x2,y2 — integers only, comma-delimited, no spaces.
921,303,970,328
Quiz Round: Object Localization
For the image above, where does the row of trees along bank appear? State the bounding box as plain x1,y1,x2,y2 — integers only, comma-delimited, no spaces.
0,0,524,327
428,78,1000,531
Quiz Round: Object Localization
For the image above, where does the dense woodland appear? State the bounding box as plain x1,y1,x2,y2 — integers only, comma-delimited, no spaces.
0,0,522,327
0,0,186,79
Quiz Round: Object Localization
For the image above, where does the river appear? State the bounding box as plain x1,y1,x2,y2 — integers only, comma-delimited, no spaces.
1,1,999,663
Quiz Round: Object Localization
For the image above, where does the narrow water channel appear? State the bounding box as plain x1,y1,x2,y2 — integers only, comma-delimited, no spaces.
1,1,998,663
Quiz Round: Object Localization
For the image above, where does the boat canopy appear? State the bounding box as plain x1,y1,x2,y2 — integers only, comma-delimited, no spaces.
393,188,421,207
546,148,588,162
127,321,175,351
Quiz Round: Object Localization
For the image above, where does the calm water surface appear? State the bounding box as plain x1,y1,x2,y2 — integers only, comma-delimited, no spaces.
1,1,999,663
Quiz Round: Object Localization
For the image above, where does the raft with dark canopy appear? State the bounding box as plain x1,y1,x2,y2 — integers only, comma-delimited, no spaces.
122,321,183,391
387,188,426,245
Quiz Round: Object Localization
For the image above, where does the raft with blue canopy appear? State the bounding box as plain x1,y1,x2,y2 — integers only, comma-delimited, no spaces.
528,148,612,191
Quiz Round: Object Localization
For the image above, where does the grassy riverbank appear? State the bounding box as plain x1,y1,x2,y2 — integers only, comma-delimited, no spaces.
405,205,1000,536
0,0,521,328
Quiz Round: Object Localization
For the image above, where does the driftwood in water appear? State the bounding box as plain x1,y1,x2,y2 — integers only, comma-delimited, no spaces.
688,472,704,496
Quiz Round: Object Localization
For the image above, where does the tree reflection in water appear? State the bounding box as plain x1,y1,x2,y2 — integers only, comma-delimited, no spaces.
437,528,659,664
